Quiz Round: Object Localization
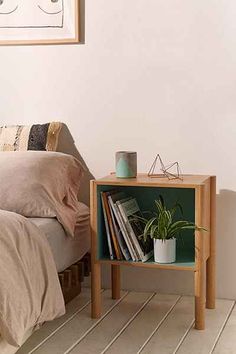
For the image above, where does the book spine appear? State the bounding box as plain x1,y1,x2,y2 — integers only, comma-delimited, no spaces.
108,196,136,261
108,200,131,261
114,204,137,261
101,192,114,260
102,192,122,260
117,203,142,261
125,221,144,261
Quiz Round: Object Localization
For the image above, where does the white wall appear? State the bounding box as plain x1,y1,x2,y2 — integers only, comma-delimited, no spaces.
1,0,236,299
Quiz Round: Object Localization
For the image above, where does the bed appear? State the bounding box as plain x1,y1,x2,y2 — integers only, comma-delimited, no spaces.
0,122,92,353
29,202,91,304
29,201,90,273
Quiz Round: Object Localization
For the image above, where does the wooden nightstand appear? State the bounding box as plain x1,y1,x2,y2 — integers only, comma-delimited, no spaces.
90,173,216,330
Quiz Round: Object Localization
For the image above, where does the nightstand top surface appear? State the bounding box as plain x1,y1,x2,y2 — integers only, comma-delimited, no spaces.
94,173,212,188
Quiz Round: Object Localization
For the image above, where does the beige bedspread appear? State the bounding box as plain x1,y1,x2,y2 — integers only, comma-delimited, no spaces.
0,210,65,348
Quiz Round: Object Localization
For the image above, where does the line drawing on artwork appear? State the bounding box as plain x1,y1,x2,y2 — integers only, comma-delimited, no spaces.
0,0,64,28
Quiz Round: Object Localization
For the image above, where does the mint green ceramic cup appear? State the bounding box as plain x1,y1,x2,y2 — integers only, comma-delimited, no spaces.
116,151,137,178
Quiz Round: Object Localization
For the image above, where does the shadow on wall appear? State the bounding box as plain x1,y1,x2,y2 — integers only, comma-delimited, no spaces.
216,189,236,299
57,123,94,206
79,0,85,44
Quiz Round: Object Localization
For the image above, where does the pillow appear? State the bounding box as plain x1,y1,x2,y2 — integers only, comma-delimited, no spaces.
0,151,84,237
0,122,62,152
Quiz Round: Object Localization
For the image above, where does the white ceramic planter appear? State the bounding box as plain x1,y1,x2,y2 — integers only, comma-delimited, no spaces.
153,238,176,263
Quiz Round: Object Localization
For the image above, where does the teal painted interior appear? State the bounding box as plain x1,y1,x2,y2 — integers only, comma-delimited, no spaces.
97,185,195,267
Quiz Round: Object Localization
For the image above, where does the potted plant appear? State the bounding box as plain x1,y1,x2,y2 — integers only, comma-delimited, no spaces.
139,196,206,264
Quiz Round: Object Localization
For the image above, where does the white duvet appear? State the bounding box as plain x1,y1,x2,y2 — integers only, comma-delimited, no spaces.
0,210,65,348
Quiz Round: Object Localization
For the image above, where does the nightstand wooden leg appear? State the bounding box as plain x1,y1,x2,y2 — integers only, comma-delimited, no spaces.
206,176,216,309
111,265,121,299
91,262,102,318
194,263,205,330
206,257,215,309
195,185,206,330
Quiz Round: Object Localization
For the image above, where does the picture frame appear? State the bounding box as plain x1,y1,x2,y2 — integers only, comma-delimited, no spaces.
0,0,79,45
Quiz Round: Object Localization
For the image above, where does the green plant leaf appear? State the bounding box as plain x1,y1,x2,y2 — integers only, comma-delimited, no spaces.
150,224,159,239
143,217,157,241
170,202,183,217
168,221,206,238
130,215,149,225
138,196,207,241
159,195,165,208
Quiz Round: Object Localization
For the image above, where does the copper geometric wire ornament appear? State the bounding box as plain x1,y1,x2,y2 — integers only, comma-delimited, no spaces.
148,154,183,181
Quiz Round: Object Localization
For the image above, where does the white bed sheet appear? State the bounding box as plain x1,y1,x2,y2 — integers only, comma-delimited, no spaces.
29,202,91,272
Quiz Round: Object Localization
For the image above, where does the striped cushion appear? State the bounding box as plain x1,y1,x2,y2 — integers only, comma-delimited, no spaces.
0,122,62,152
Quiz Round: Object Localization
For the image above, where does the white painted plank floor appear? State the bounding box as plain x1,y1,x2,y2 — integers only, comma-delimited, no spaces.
17,288,235,354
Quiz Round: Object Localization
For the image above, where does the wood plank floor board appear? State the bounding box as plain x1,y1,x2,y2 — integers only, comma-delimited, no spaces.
213,302,236,354
105,293,180,354
17,288,92,354
68,291,155,354
15,290,236,354
140,296,195,354
176,299,235,354
31,290,128,354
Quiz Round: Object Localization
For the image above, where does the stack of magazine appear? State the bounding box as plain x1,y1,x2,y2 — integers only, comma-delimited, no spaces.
101,190,153,262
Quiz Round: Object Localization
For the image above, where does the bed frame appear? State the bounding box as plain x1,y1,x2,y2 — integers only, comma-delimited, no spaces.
58,253,91,304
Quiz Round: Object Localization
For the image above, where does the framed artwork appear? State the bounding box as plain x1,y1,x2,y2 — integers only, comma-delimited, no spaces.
0,0,79,45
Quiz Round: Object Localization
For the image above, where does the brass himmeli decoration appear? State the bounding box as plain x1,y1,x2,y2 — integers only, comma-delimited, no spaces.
148,154,183,180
